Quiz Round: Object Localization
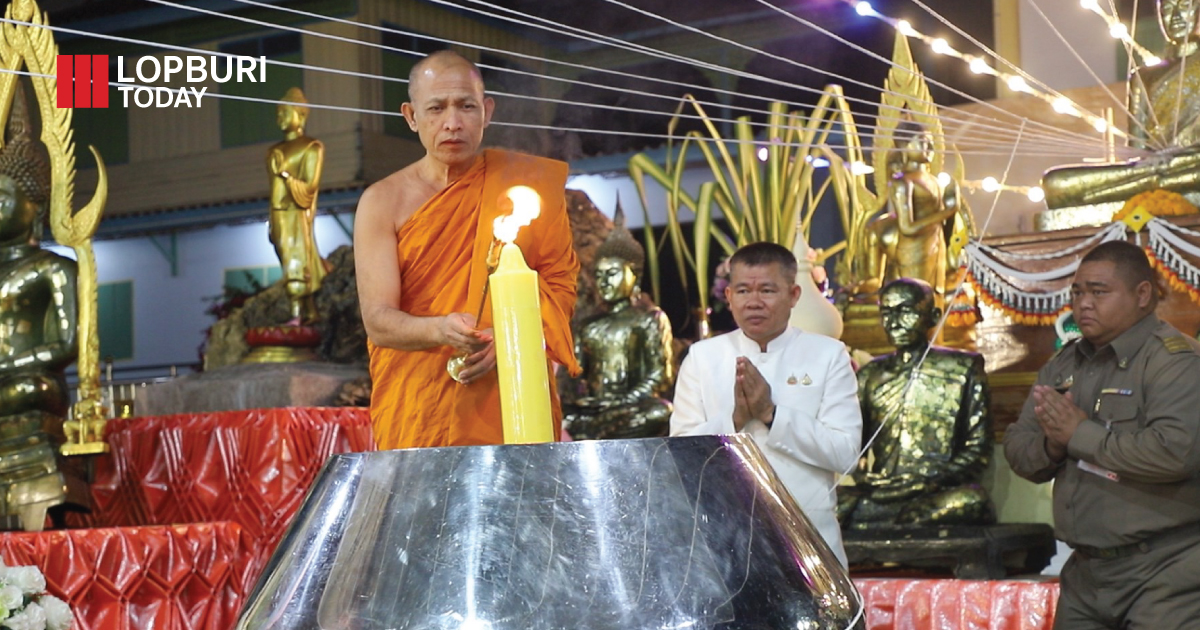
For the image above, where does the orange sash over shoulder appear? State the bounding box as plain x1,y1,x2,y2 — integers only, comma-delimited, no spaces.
368,149,581,449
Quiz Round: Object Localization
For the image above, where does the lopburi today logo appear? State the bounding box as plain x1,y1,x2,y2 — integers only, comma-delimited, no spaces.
56,53,268,109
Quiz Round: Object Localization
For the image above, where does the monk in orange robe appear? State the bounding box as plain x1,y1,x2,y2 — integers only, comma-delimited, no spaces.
354,50,580,449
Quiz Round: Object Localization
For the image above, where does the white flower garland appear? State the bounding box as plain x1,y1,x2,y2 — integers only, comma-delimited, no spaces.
1148,219,1200,289
965,217,1200,321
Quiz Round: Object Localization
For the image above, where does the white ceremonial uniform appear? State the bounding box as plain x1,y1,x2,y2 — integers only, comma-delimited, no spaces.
670,327,861,566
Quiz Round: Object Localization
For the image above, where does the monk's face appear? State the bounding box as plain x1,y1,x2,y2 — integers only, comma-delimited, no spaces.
402,60,494,168
1160,0,1200,44
596,257,637,303
725,262,800,347
879,284,936,349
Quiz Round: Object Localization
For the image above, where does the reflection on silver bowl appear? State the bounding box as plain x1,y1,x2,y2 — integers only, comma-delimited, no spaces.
236,435,863,629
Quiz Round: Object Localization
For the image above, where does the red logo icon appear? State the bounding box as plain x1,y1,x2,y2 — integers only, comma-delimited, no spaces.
56,54,108,108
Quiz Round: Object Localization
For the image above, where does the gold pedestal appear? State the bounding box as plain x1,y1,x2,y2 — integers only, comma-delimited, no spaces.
243,345,317,364
60,441,109,456
242,326,321,364
839,302,895,357
1033,202,1121,232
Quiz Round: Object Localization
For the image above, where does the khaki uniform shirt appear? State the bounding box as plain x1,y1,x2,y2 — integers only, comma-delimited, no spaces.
1004,314,1200,548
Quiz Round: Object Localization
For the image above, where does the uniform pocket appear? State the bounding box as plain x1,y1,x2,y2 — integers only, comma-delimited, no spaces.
1098,394,1140,430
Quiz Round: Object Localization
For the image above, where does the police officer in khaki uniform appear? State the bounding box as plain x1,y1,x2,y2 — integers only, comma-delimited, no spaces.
1005,240,1200,630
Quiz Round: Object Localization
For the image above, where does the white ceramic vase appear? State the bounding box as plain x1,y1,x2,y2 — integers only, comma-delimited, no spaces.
789,235,844,339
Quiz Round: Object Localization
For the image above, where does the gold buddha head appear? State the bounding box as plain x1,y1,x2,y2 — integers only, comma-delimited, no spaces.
0,84,50,245
890,120,934,168
595,201,644,304
879,278,940,348
1159,0,1200,46
277,87,310,133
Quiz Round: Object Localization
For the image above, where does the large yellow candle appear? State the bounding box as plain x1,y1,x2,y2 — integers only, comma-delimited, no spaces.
489,241,555,443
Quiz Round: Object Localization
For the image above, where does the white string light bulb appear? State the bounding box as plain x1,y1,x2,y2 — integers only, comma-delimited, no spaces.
1027,186,1046,203
982,176,1001,192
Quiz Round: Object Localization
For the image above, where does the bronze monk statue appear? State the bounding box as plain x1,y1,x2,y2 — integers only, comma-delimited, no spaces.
268,87,328,323
839,278,995,528
562,205,673,439
0,85,74,529
858,121,961,299
1043,0,1200,210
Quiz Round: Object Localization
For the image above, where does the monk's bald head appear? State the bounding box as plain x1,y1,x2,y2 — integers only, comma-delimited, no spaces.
407,50,485,102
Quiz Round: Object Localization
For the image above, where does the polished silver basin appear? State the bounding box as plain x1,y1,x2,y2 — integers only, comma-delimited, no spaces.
236,435,863,629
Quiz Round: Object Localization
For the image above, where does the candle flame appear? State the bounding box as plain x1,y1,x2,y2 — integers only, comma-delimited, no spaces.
493,186,542,244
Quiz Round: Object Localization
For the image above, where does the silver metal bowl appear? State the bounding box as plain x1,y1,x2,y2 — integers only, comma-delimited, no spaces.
236,435,863,629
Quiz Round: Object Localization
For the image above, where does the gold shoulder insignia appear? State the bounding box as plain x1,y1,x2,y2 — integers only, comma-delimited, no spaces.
1162,336,1195,355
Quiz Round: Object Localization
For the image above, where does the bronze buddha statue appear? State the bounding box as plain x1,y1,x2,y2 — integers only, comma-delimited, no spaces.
562,205,674,440
0,85,75,530
839,278,995,529
1043,0,1200,211
268,87,328,323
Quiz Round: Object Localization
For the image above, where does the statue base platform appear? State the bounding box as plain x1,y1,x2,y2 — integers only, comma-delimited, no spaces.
844,523,1057,579
139,361,367,416
241,325,321,365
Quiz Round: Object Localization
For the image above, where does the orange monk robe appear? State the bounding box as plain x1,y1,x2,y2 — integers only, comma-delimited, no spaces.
368,149,582,449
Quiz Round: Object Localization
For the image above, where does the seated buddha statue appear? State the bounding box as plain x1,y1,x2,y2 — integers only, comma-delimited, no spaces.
838,278,995,529
856,121,961,299
1043,0,1200,210
0,86,75,530
268,87,328,323
562,205,674,440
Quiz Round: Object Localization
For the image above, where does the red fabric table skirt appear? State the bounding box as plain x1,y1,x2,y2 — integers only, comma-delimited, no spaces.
1,522,252,630
855,578,1059,630
87,407,375,574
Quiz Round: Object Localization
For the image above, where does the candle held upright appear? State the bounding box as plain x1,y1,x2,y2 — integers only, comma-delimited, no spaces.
489,241,555,443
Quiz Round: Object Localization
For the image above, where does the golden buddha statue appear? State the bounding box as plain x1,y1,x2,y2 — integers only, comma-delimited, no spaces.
268,87,328,323
0,85,74,530
562,206,674,440
838,278,995,529
1043,0,1200,212
857,121,961,299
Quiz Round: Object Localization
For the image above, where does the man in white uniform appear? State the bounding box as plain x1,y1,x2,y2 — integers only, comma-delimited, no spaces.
670,242,862,566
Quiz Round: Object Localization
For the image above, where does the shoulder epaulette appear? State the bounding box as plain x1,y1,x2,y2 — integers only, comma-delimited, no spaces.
1049,337,1080,361
1161,335,1197,355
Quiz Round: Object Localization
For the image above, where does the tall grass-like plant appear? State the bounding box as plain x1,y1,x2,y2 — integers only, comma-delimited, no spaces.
630,89,873,316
